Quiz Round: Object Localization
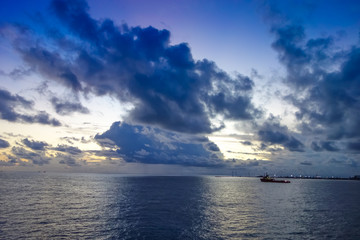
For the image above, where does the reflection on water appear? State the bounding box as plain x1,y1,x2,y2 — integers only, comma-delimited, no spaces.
1,172,360,239
205,177,266,239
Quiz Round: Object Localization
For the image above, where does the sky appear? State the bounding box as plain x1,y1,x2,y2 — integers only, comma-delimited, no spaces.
0,0,359,176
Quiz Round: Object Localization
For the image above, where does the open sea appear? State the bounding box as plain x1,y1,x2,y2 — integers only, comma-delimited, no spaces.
1,172,359,239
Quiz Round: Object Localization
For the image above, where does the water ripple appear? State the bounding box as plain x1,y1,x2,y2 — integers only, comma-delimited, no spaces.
0,173,359,239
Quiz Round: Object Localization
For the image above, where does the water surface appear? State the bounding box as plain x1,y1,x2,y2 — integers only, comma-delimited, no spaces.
1,172,359,239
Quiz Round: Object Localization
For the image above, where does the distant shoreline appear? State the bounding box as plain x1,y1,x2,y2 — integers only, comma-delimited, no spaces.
215,175,360,181
268,176,360,181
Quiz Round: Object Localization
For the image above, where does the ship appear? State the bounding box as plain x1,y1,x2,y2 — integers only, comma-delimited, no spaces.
260,174,290,183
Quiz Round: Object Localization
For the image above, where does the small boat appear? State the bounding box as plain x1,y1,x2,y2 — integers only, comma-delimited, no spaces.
260,174,290,183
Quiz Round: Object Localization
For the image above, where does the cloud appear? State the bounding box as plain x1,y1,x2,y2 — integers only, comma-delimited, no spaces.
52,144,82,155
300,161,312,166
241,141,253,145
0,154,24,166
231,158,268,168
0,138,10,148
4,140,84,167
311,141,339,152
90,149,124,161
60,136,80,144
270,22,360,142
329,157,359,168
11,146,51,165
0,88,32,121
49,144,84,167
206,142,220,152
51,97,89,115
24,111,62,126
16,43,82,92
347,141,360,152
0,67,33,80
261,2,360,169
1,0,260,134
22,138,49,151
95,121,224,167
57,154,82,167
258,117,304,152
51,0,99,43
0,88,61,126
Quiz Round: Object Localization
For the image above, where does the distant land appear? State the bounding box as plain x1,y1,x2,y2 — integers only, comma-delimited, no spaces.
222,172,360,181
272,175,360,181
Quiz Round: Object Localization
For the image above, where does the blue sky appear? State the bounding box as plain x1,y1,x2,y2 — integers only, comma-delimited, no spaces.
0,0,359,176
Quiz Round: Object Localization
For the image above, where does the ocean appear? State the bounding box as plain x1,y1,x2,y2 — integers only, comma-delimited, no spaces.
1,172,359,239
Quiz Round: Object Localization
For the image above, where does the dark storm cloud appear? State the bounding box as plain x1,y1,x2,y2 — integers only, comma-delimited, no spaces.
52,144,84,167
271,22,360,141
23,111,62,126
11,146,51,165
0,89,61,126
51,97,89,115
1,0,260,134
22,138,48,151
0,88,32,121
95,121,224,167
206,142,220,152
311,141,339,152
347,141,360,152
53,144,82,155
51,0,99,42
241,141,253,145
57,154,82,167
271,25,310,87
258,117,304,152
0,138,10,148
21,47,82,92
310,141,322,152
0,23,82,91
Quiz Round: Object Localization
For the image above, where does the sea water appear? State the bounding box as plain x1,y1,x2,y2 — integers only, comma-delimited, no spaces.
1,172,359,239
